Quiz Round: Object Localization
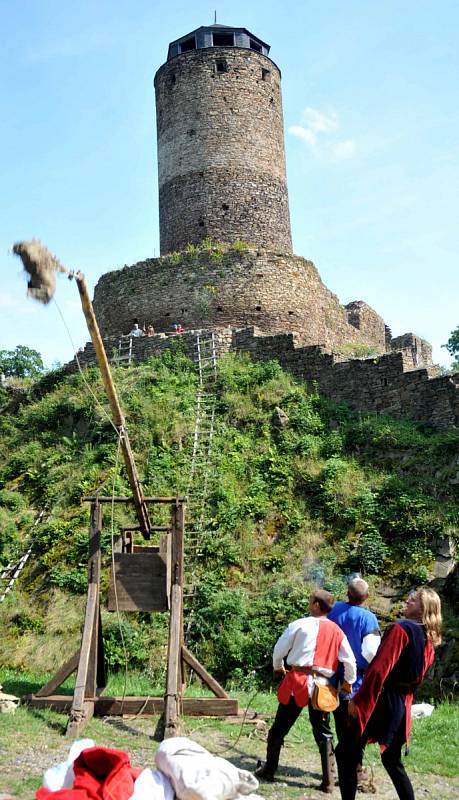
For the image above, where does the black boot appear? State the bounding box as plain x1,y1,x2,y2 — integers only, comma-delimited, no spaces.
318,738,335,794
254,734,283,782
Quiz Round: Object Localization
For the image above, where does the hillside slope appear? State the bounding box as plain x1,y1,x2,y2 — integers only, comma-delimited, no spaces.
0,346,457,691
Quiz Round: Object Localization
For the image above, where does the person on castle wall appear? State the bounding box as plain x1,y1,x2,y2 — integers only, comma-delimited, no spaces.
146,324,156,337
335,587,442,800
129,323,144,337
327,577,381,790
254,589,356,795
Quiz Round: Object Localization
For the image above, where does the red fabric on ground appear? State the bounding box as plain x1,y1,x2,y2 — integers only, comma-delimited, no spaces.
36,747,142,800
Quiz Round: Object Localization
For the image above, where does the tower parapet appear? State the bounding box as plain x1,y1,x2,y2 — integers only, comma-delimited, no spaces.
154,25,292,254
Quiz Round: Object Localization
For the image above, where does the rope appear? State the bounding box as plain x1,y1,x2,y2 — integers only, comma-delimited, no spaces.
52,297,120,437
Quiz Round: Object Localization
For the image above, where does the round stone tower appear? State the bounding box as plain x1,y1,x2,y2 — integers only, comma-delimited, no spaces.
154,25,292,255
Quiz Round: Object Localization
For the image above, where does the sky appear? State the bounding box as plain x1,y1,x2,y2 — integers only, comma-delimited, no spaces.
1,0,458,368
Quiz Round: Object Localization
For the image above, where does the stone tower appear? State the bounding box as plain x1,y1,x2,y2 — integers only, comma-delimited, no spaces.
154,25,292,255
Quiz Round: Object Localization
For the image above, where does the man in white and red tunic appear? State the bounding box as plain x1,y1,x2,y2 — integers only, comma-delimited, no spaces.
255,589,356,794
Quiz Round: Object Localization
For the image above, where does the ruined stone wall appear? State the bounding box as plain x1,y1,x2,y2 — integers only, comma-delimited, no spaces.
154,48,292,253
68,325,458,431
93,249,386,355
345,301,387,352
390,333,433,370
231,328,459,430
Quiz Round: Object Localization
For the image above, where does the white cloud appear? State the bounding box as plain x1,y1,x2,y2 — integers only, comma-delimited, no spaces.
331,139,356,160
301,107,338,134
288,106,356,162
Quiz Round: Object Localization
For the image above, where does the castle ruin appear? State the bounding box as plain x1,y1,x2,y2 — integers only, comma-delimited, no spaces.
84,24,458,430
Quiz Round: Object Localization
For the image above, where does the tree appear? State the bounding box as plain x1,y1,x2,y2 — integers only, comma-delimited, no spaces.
0,345,45,379
443,327,459,364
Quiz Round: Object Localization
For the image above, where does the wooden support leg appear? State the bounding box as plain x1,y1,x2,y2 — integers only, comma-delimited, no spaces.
35,650,80,698
164,502,185,738
164,583,183,738
66,501,102,738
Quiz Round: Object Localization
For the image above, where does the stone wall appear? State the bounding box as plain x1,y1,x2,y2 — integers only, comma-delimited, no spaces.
345,301,387,352
154,47,292,253
231,328,459,430
67,325,458,431
390,333,433,369
92,248,387,355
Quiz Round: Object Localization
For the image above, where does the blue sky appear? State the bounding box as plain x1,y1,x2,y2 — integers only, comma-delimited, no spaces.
1,0,458,367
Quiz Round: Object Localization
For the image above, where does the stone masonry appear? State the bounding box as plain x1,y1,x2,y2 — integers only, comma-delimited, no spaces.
69,326,458,431
93,248,390,356
155,46,292,253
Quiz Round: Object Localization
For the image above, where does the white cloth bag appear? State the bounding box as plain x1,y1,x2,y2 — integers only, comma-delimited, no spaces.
154,736,263,800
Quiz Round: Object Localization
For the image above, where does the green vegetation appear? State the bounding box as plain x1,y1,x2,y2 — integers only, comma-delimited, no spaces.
0,349,457,690
334,342,380,359
444,324,459,367
0,344,45,379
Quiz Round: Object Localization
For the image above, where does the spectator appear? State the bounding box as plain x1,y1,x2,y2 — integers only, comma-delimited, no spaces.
336,587,442,800
328,577,380,789
255,589,356,794
129,323,144,337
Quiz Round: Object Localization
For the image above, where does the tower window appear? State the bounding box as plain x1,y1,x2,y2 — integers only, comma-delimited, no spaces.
250,39,262,53
262,68,270,81
180,36,196,53
215,59,228,74
213,32,234,47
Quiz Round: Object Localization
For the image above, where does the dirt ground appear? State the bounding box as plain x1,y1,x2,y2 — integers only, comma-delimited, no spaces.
1,712,458,800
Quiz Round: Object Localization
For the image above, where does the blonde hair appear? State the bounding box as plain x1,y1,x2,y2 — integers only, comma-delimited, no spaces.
417,587,442,648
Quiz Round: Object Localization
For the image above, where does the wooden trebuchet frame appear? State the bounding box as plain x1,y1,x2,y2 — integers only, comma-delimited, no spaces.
26,496,238,738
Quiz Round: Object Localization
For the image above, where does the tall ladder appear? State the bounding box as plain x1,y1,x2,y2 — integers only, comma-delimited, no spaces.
0,509,46,603
186,332,218,555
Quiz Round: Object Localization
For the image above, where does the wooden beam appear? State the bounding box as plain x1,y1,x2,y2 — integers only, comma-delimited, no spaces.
164,584,182,737
66,700,95,739
35,651,80,697
27,695,239,717
66,501,100,737
85,502,102,698
182,646,229,699
82,496,186,504
75,273,151,538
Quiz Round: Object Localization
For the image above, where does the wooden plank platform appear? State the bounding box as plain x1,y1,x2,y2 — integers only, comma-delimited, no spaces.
26,695,239,717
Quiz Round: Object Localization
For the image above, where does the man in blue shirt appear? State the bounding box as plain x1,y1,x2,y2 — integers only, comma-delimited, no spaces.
328,577,380,790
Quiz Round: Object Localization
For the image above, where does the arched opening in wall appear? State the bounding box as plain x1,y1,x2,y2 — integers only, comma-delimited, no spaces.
262,68,270,81
216,306,223,312
169,74,176,86
198,218,205,228
181,308,188,313
215,59,228,74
